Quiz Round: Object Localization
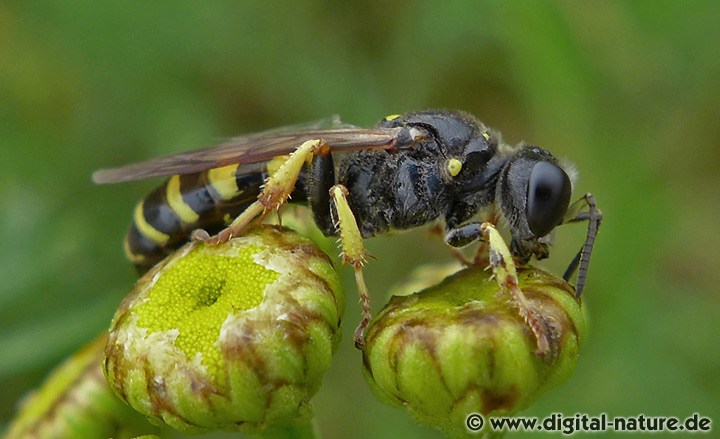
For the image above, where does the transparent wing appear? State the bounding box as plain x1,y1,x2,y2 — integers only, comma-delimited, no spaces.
92,118,403,184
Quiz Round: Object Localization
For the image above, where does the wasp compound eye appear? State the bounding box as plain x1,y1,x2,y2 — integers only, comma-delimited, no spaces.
526,162,571,237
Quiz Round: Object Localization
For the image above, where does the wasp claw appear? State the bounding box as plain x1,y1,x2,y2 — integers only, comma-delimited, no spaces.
207,229,233,245
191,229,211,242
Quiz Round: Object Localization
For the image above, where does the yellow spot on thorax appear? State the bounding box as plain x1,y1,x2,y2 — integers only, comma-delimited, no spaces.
447,158,462,177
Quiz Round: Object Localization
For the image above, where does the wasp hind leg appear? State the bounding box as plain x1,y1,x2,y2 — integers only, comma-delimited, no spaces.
198,139,330,244
561,193,602,298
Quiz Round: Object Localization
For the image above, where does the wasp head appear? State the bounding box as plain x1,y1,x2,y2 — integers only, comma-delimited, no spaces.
498,146,572,259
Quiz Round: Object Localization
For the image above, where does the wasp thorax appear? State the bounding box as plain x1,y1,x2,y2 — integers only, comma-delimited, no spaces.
361,265,586,436
103,226,344,433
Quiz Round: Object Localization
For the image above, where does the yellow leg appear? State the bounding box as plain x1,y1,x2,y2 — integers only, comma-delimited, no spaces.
480,222,550,356
472,208,500,266
330,184,372,349
201,139,327,244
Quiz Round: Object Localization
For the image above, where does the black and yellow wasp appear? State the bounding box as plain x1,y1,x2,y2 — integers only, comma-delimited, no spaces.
94,110,601,348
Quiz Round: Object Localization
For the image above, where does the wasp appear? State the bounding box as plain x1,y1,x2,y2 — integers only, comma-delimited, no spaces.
94,110,601,351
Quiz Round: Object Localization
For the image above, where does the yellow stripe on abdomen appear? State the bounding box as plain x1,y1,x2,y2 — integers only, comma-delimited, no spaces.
133,201,170,245
208,164,241,200
123,238,147,264
166,175,200,223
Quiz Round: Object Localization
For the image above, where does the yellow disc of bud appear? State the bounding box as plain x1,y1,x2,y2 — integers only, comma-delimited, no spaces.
104,226,344,433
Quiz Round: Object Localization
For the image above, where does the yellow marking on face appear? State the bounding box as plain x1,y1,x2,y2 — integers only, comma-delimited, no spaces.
383,114,401,121
208,164,240,200
133,201,170,245
223,213,233,225
123,238,147,263
447,158,463,177
166,175,200,223
482,131,490,141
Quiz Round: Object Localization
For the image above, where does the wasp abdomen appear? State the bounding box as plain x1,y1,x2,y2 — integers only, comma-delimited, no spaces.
124,164,266,272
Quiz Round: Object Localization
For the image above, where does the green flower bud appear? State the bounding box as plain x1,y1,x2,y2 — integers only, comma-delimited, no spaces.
4,334,154,439
362,265,586,436
103,226,344,433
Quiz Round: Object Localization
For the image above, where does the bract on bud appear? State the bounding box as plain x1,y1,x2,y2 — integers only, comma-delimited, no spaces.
103,226,344,433
4,335,152,439
362,265,586,436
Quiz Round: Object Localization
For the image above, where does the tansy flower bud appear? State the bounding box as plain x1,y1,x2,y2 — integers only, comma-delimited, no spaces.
362,265,586,436
103,226,343,433
3,334,153,439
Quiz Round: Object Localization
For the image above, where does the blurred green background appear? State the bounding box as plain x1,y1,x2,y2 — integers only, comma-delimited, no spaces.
1,1,718,437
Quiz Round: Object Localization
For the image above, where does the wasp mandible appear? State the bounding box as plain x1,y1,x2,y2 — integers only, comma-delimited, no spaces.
94,110,601,350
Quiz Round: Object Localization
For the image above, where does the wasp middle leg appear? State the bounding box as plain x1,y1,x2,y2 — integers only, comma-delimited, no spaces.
329,184,373,349
306,148,373,349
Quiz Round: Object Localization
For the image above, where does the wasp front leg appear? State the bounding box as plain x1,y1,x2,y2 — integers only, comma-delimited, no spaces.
444,222,486,265
445,222,551,354
480,222,551,356
428,223,476,266
443,208,501,267
199,139,330,244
